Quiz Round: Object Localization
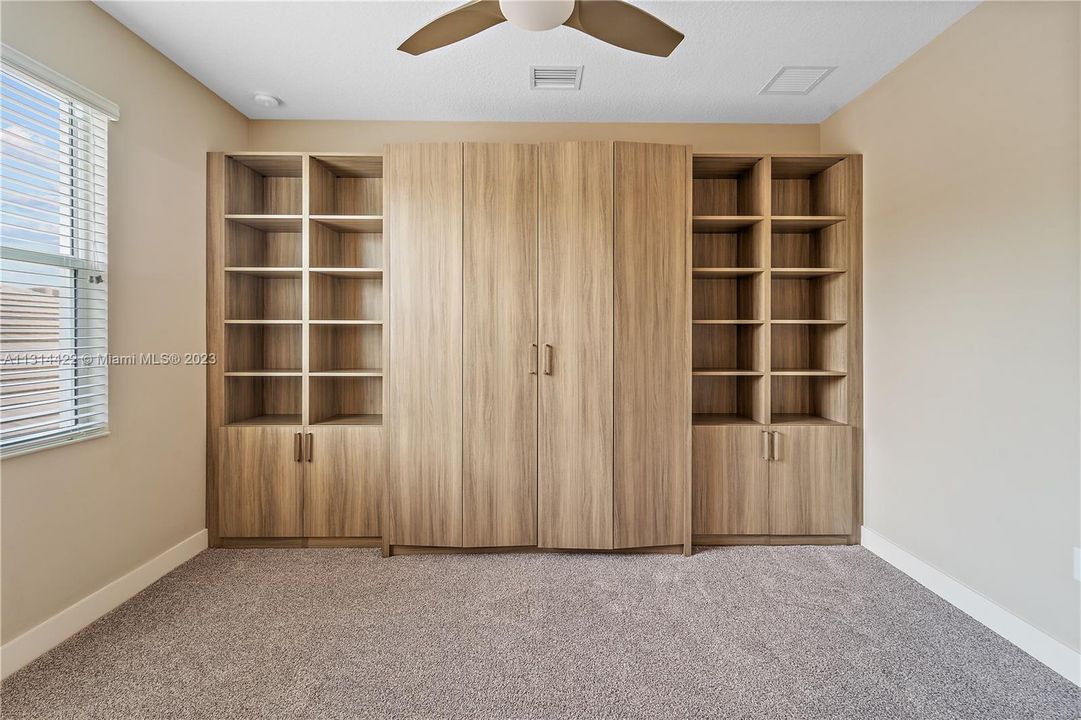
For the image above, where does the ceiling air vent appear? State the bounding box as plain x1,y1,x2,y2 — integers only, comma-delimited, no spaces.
530,65,583,90
759,66,836,95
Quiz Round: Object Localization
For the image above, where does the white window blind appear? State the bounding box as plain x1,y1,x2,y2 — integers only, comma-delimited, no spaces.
1,48,116,456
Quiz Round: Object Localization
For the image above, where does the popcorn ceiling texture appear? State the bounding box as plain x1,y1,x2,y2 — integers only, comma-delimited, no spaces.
3,546,1077,719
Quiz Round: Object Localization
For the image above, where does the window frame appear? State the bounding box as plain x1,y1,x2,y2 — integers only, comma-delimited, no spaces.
1,45,117,458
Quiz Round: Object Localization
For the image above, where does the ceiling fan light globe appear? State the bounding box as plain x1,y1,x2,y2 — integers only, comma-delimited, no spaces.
498,0,575,31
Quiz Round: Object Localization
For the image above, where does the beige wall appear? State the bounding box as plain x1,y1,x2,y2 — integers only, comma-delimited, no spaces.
248,120,818,154
821,1,1081,651
0,2,249,642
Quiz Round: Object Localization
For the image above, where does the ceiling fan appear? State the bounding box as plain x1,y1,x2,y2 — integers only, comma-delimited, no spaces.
398,0,684,57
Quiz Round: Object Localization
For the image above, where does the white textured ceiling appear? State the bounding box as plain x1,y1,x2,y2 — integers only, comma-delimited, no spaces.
96,0,977,123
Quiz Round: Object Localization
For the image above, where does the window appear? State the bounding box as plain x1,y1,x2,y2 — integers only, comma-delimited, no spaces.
1,47,118,456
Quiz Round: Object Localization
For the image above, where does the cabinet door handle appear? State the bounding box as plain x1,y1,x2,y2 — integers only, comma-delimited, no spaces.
294,432,302,462
770,431,779,461
761,430,770,460
529,343,538,375
306,432,313,462
543,344,553,375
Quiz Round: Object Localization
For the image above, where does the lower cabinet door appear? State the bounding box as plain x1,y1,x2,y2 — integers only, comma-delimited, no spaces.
218,426,303,537
304,426,382,538
692,425,769,536
768,426,853,535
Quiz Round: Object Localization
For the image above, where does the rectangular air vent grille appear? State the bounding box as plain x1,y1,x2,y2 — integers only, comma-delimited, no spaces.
760,66,836,95
530,65,583,90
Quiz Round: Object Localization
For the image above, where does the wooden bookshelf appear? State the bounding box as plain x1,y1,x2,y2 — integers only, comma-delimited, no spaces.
768,156,854,424
690,156,769,425
690,153,862,543
213,153,387,429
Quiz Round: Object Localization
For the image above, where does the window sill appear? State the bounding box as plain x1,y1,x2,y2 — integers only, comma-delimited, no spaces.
1,429,110,461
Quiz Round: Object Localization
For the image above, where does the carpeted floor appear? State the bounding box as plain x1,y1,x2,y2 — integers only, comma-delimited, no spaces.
2,546,1077,719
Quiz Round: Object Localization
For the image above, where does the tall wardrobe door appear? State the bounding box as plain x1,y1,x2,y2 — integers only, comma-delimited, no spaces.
612,142,690,549
537,141,614,550
385,143,464,547
463,143,538,547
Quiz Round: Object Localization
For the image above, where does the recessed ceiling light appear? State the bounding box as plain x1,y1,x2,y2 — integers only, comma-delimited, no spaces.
252,92,283,108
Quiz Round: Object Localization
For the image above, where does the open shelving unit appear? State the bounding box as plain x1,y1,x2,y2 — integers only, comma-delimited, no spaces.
768,155,852,425
214,153,386,428
690,154,859,427
690,156,768,425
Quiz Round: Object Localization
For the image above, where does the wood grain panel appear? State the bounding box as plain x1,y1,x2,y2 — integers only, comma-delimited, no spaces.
225,157,301,215
228,153,304,177
463,143,538,547
225,273,301,321
818,156,864,542
385,143,464,547
225,324,301,372
769,426,852,535
207,153,225,545
310,273,382,321
309,158,383,215
226,221,300,267
771,178,811,216
309,324,381,373
612,142,689,549
310,221,382,268
692,425,769,535
309,376,382,425
537,141,613,550
305,426,382,537
218,426,303,537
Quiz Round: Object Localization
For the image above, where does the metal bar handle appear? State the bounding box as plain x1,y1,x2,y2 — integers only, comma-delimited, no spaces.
543,344,553,376
770,431,779,461
294,432,302,462
306,432,313,462
530,343,538,375
761,430,770,460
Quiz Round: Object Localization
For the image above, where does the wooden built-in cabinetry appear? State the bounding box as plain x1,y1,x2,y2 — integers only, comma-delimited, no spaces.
690,154,862,544
207,152,385,546
386,141,690,554
208,148,861,553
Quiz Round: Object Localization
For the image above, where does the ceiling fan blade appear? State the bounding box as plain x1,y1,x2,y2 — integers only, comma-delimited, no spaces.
398,0,507,55
564,0,684,57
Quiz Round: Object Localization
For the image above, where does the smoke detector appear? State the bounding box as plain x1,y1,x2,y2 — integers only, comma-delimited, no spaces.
759,66,836,95
252,92,283,108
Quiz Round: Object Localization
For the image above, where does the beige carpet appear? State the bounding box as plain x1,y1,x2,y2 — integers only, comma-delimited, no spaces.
2,546,1077,719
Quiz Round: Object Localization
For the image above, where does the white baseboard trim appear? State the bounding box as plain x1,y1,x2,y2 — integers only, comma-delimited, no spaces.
1,529,208,680
861,526,1080,686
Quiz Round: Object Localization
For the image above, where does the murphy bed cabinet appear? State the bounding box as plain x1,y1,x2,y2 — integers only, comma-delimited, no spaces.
207,149,862,552
385,142,690,554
